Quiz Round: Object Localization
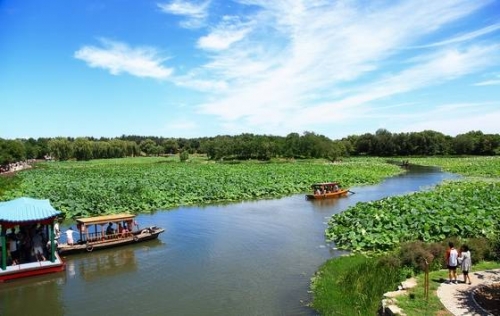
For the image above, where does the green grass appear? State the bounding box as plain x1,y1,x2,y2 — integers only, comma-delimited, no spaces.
310,254,401,316
396,261,500,316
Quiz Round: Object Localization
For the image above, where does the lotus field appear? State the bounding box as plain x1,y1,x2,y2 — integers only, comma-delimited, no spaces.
0,157,402,218
409,156,500,177
326,156,500,251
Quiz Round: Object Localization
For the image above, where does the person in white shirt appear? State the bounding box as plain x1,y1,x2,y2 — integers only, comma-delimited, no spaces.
445,242,458,284
66,227,75,245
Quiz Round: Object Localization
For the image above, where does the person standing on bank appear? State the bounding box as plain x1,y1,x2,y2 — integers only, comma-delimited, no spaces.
445,241,458,284
459,244,472,285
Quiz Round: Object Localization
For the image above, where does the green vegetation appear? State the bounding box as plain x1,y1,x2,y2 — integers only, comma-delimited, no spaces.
326,180,500,251
1,129,499,165
409,156,500,177
313,156,500,315
310,254,402,316
0,157,402,218
311,239,500,316
396,261,500,316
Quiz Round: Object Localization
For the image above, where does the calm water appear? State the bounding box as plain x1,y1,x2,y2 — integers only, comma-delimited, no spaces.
0,166,459,316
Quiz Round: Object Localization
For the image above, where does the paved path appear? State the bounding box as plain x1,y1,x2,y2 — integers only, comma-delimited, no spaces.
437,269,500,316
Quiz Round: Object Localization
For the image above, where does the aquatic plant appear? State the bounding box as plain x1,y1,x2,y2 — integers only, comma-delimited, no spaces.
326,180,500,251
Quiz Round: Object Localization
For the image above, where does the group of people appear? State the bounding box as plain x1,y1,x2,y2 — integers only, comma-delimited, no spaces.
106,222,131,237
314,183,340,195
445,241,472,285
4,225,51,266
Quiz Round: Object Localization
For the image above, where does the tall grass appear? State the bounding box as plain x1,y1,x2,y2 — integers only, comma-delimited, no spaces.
310,254,401,315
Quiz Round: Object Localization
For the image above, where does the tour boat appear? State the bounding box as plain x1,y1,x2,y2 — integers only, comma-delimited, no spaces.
57,213,165,255
305,182,352,200
0,197,65,282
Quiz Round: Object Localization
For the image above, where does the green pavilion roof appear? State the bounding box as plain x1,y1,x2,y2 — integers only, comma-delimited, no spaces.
0,197,61,224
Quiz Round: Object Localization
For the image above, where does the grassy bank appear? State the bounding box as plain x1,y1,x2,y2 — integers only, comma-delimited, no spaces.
396,261,500,316
310,254,402,315
312,156,500,315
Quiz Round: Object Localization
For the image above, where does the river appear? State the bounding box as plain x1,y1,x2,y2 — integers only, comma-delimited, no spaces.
0,166,459,316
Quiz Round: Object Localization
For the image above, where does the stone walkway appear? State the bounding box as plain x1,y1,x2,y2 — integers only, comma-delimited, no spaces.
436,269,500,316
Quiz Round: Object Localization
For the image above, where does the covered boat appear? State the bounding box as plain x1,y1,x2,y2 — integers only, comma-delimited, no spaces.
0,197,65,282
305,182,351,200
57,213,165,255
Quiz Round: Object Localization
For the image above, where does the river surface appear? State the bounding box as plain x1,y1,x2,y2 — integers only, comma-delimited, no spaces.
0,166,459,316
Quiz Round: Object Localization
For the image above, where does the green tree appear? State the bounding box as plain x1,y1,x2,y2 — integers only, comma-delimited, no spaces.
179,150,189,162
73,137,93,161
140,139,162,156
162,138,179,155
48,137,73,161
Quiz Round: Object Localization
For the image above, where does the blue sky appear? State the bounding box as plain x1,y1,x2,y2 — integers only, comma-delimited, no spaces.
1,0,499,140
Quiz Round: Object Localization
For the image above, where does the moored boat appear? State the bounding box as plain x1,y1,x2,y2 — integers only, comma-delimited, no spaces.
305,182,352,200
57,213,165,255
0,198,65,282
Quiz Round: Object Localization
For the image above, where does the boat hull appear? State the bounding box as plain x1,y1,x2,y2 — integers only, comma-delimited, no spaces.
58,227,165,255
0,253,65,282
306,189,350,200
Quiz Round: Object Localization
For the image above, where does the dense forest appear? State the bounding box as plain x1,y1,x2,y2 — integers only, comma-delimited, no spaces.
1,129,499,165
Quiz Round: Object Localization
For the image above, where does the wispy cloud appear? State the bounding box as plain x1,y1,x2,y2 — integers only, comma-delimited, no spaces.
187,0,498,135
157,0,210,29
74,38,173,79
415,23,500,48
474,74,500,86
197,16,252,51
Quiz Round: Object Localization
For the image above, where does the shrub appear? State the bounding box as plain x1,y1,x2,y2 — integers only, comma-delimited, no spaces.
398,241,435,274
464,237,496,262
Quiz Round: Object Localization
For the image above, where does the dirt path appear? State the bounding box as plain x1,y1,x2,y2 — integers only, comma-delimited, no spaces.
437,269,500,316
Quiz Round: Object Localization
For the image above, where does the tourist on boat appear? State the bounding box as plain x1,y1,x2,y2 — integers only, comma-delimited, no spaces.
106,223,115,235
120,223,130,237
32,230,46,261
333,183,339,192
54,219,61,241
8,233,20,266
66,227,75,245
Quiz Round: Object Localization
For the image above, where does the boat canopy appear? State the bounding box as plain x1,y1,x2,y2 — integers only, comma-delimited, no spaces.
76,213,136,226
311,182,339,188
0,197,61,227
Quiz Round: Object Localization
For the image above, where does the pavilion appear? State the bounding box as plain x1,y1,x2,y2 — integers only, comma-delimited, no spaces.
0,197,65,282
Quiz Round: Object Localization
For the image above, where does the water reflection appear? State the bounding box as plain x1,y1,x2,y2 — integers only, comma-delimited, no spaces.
77,248,137,282
0,274,66,316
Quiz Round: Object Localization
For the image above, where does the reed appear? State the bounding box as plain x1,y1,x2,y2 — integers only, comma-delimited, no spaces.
310,254,401,315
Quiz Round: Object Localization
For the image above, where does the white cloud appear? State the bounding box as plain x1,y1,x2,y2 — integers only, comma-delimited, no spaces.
74,38,173,79
415,23,500,48
197,25,251,51
188,0,499,136
474,79,500,86
157,0,210,28
398,107,500,136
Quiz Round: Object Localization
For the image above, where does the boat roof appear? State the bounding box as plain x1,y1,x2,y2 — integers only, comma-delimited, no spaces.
0,197,61,224
311,182,339,187
76,213,136,226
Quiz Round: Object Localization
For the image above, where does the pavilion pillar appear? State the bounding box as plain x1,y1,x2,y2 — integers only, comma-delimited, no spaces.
49,222,56,262
1,226,6,270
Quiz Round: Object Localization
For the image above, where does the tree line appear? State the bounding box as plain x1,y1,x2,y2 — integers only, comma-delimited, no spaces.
1,129,499,165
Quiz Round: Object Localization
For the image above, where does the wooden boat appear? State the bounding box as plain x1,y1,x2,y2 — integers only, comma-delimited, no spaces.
305,182,352,200
57,213,165,255
0,198,65,282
